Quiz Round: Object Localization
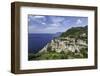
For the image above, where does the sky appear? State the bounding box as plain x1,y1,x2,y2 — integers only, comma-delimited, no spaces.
28,15,88,34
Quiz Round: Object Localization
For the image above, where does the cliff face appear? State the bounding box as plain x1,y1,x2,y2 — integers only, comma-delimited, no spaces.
39,26,88,54
39,37,87,53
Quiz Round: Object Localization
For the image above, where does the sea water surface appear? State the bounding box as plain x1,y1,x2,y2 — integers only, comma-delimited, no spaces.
28,33,61,53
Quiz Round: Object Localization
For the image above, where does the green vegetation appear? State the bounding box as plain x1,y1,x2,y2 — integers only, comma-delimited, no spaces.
60,26,88,39
28,47,88,60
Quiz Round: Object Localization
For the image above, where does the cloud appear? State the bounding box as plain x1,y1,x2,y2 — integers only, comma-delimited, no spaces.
41,22,46,25
28,16,68,33
28,15,45,21
50,23,61,27
33,16,45,18
51,17,65,23
28,15,46,26
76,19,82,24
45,27,56,30
28,15,87,33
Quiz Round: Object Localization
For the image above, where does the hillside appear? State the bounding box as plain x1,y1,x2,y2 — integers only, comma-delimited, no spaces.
61,26,87,38
28,25,88,60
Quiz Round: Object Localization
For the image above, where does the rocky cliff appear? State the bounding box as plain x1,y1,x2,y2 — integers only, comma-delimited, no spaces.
39,26,88,54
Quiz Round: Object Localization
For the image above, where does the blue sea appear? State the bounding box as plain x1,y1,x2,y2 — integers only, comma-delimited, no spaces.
28,33,61,53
